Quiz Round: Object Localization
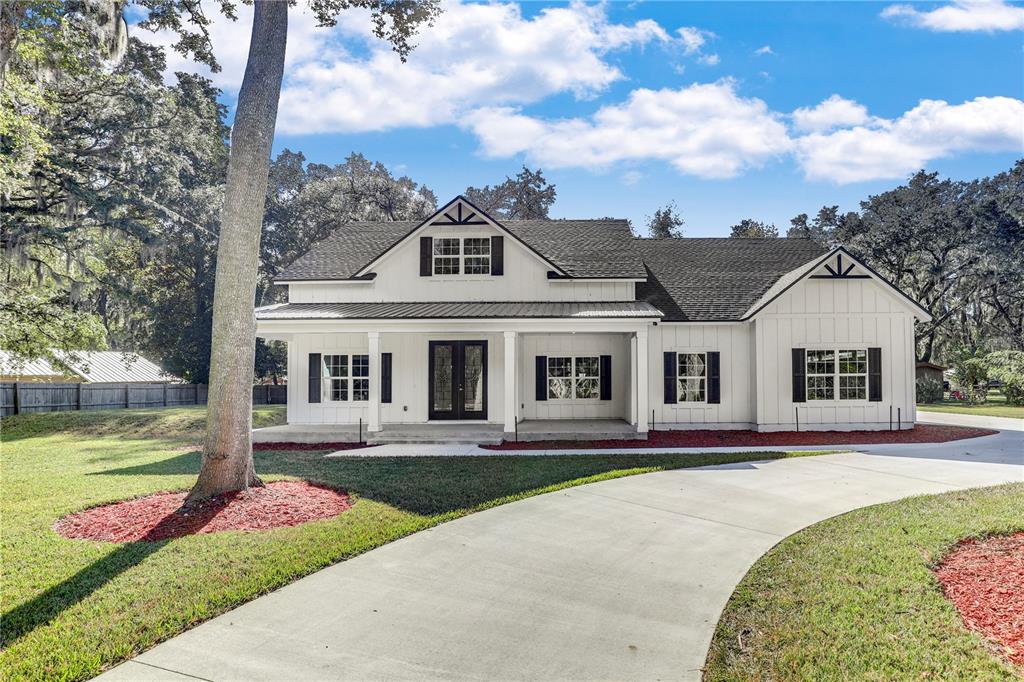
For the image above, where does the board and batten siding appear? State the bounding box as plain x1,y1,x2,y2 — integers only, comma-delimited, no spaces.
753,277,917,431
518,333,630,421
647,323,756,429
286,331,507,425
287,223,635,304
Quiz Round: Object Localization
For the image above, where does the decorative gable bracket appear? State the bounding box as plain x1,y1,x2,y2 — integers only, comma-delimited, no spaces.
810,252,870,279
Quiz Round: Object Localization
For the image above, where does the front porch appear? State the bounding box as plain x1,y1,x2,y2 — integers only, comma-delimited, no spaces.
252,419,644,446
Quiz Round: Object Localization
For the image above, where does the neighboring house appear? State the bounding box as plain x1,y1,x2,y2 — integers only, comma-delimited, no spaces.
0,350,180,383
255,196,931,438
915,361,947,386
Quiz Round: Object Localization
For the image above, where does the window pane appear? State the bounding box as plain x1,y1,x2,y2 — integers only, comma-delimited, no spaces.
352,379,369,401
548,357,571,377
575,377,599,399
464,345,484,411
433,345,453,411
575,357,600,378
352,354,369,377
433,238,459,256
838,349,867,375
678,353,706,378
548,377,572,400
323,355,347,377
434,257,459,275
464,257,490,274
807,375,834,400
463,238,490,255
677,377,706,402
807,350,835,375
839,375,866,400
330,378,348,401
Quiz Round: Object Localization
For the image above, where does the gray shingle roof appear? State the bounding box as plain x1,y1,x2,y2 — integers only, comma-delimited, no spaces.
256,301,662,320
275,219,646,281
635,238,826,321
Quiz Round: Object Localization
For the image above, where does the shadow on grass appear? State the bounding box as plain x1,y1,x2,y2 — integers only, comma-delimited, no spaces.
1,501,229,648
92,449,780,516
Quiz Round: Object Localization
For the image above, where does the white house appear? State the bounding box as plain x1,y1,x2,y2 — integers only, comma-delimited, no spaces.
255,196,931,442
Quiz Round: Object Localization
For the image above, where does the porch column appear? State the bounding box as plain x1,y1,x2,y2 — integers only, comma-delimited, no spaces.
503,331,517,434
629,334,638,425
368,331,381,432
636,327,649,433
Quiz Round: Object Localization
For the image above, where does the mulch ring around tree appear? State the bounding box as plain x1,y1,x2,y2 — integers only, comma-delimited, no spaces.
53,481,352,543
484,424,997,450
934,532,1024,669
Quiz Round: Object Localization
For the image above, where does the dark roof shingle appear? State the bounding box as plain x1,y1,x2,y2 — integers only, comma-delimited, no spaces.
635,238,826,321
276,219,646,281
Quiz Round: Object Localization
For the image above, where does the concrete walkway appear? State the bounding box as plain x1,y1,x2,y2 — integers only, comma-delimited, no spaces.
100,430,1023,682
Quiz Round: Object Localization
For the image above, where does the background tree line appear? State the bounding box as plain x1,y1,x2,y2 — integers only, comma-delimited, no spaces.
0,5,555,384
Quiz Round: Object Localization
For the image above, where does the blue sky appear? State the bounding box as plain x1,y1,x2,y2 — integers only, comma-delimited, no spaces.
144,1,1024,235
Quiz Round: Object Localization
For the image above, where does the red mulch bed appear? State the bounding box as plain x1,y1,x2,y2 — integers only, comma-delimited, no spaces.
253,442,370,451
54,481,352,543
934,532,1024,668
484,424,996,450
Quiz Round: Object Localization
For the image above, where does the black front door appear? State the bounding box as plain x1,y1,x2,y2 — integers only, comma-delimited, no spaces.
428,341,487,420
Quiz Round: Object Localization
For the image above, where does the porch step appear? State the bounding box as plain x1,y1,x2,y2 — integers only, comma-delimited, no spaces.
366,434,503,446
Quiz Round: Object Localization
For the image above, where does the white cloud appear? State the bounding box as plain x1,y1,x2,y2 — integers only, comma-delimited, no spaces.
699,53,721,66
792,95,873,133
882,0,1024,32
462,80,792,179
795,96,1024,183
138,0,677,135
677,26,713,54
754,45,774,55
621,170,644,186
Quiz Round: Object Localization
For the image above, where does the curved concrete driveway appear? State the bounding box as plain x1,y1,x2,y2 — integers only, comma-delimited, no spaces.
101,430,1023,682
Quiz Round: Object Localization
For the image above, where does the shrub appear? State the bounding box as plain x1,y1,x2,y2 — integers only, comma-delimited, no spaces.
984,350,1024,406
915,377,944,404
952,354,989,404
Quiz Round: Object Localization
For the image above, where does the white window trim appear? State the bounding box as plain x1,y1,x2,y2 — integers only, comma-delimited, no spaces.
805,347,869,404
676,351,708,404
322,353,370,403
432,236,491,277
547,355,601,402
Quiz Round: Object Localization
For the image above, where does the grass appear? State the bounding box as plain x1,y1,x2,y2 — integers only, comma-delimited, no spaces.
705,483,1024,681
0,406,818,682
918,391,1024,419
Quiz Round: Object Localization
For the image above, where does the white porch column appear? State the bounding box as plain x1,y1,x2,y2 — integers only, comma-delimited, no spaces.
636,327,649,433
629,334,638,426
503,331,517,434
368,331,381,432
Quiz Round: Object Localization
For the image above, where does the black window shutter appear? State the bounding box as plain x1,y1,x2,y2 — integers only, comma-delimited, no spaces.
663,351,677,404
491,236,504,275
381,352,392,404
707,352,721,404
792,348,806,403
535,356,547,401
308,353,322,404
599,355,612,400
420,237,432,276
868,347,882,402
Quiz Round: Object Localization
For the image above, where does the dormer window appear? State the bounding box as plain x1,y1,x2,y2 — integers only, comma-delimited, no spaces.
432,237,491,275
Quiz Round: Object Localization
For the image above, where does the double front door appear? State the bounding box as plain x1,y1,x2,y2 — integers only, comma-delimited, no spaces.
428,340,487,420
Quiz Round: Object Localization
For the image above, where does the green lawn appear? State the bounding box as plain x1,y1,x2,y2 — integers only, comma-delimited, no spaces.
0,406,815,682
705,483,1024,681
919,391,1024,419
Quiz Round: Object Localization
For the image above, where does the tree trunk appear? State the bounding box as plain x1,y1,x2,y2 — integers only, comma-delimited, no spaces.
186,0,287,504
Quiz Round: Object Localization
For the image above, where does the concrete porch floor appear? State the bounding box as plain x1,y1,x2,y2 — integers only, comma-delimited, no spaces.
252,419,643,446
